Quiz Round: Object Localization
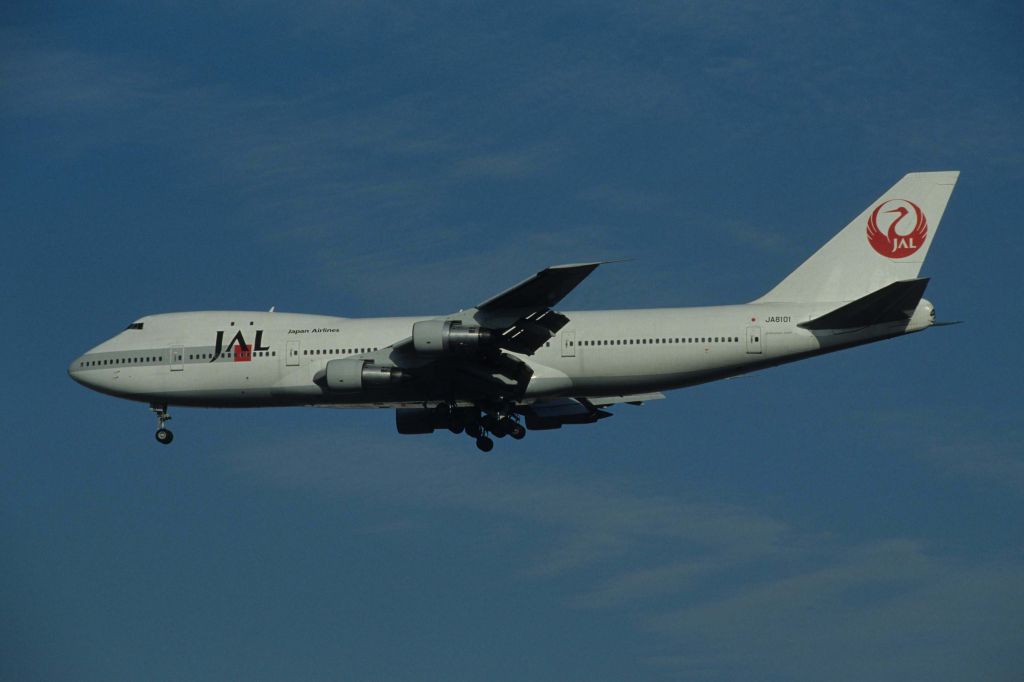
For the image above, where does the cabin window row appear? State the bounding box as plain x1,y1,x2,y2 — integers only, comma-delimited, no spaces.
303,348,378,356
81,356,163,367
189,351,276,359
577,336,741,347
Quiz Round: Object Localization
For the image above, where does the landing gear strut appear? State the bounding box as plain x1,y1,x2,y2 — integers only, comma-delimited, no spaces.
150,403,173,444
468,402,525,451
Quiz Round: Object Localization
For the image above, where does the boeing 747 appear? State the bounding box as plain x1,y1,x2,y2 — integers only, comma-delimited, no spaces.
69,171,959,451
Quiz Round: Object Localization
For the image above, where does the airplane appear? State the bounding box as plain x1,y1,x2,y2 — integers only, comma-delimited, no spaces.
69,171,959,452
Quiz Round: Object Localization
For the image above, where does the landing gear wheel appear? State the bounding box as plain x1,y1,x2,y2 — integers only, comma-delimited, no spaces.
475,436,494,452
150,403,173,445
509,423,526,440
490,417,511,438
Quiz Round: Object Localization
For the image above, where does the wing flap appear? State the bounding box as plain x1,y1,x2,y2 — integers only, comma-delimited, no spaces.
497,309,570,354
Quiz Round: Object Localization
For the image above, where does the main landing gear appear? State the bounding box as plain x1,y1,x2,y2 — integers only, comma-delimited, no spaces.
427,401,527,452
150,403,173,444
469,403,525,452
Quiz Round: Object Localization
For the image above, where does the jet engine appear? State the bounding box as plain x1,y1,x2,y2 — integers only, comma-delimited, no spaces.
412,320,492,354
316,358,407,392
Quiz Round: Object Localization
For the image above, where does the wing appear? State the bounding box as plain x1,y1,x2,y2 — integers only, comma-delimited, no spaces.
478,262,605,355
390,261,606,356
373,262,608,400
478,262,602,311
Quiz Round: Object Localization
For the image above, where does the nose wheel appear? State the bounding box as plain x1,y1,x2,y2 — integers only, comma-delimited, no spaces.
150,403,174,445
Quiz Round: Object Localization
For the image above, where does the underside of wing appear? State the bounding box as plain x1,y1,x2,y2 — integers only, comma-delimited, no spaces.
520,392,664,430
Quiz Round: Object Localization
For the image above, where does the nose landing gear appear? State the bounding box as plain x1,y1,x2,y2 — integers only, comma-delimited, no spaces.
150,403,173,444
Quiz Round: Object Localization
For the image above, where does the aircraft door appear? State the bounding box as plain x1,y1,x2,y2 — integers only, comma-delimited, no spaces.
561,331,576,358
746,326,763,354
170,345,184,371
286,340,300,366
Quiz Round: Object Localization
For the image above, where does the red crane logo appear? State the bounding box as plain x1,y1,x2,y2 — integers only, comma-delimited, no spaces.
866,199,928,258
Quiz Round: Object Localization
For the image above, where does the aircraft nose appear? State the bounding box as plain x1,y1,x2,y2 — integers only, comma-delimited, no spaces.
68,354,91,386
68,346,109,391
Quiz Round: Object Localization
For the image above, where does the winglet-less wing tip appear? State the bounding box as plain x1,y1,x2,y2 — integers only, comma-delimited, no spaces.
477,261,617,311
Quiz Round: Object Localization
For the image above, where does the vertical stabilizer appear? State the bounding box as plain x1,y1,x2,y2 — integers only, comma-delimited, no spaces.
756,171,959,303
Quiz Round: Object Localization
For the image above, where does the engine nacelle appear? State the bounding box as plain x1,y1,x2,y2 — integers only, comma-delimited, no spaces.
412,319,492,354
318,358,407,392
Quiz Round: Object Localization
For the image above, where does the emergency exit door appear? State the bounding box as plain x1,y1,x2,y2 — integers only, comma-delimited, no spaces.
561,331,576,357
746,326,762,354
170,345,184,371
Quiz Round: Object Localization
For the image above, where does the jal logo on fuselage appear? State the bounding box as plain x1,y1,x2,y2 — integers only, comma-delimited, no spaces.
210,329,270,363
866,199,928,259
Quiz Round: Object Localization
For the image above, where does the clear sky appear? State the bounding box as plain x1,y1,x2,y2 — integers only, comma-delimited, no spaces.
3,2,1023,680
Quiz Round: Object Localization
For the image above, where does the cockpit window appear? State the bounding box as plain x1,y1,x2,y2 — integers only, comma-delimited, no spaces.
125,322,144,330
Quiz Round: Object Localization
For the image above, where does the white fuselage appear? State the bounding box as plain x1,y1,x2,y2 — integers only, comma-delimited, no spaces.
68,300,935,408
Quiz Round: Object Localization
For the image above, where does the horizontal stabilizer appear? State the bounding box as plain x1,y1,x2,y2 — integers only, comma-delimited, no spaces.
799,278,929,330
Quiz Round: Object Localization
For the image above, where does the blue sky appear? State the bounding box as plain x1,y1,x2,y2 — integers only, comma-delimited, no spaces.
3,2,1023,680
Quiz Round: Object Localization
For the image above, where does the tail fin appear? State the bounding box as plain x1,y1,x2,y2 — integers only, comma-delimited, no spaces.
756,171,959,303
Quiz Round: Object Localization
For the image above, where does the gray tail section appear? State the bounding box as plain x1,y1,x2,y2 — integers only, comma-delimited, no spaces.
756,171,958,304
